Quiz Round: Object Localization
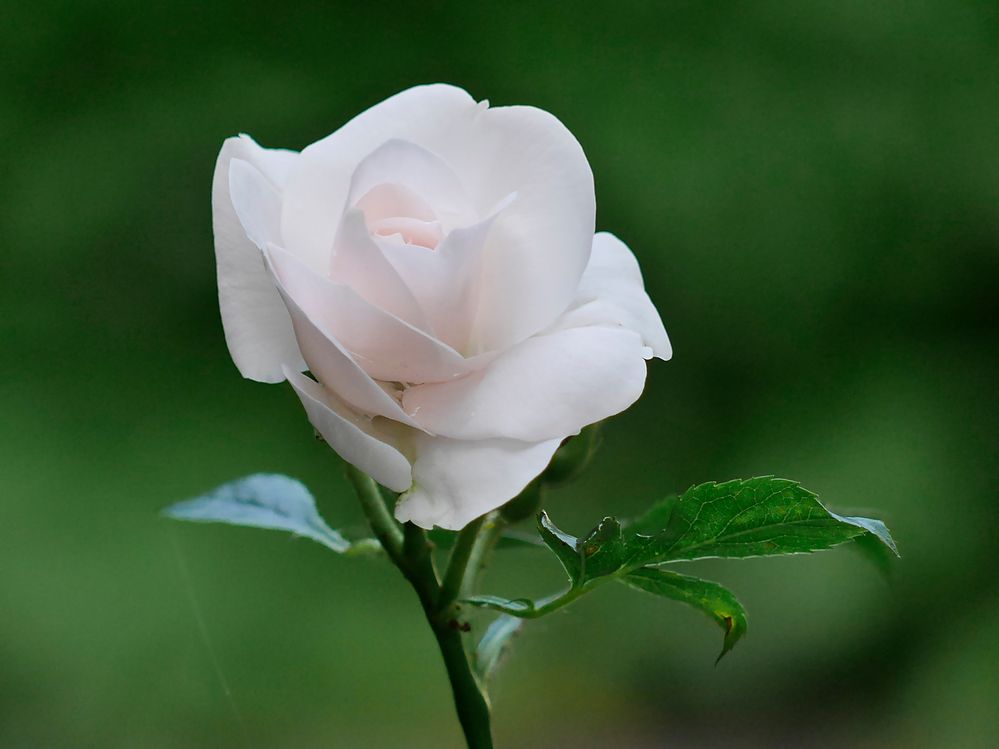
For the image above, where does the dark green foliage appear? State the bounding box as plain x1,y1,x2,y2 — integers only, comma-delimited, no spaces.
468,477,896,660
622,568,747,662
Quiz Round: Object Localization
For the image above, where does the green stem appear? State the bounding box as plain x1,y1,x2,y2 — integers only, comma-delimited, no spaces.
529,583,596,617
345,469,493,749
465,512,505,594
401,523,493,749
438,514,485,611
429,617,494,749
474,577,615,620
345,464,403,561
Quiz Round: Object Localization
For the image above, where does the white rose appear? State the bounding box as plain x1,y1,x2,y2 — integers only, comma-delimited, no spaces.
212,84,670,530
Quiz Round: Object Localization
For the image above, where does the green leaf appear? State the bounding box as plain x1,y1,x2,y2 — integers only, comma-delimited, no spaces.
537,512,638,586
538,478,897,577
474,615,523,681
622,567,748,662
162,474,349,553
577,516,629,580
629,494,678,536
470,477,896,665
637,477,899,563
537,511,582,583
537,512,635,586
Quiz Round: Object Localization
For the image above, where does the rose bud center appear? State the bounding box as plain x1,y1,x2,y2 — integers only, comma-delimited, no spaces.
355,181,444,250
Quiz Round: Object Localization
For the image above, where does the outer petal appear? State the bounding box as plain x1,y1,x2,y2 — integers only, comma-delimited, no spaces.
555,232,671,360
461,104,595,353
395,435,562,530
284,367,412,493
267,245,477,384
228,158,283,250
403,326,648,442
213,135,305,383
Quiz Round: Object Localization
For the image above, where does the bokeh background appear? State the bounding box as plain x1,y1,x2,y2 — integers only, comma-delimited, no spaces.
3,1,997,747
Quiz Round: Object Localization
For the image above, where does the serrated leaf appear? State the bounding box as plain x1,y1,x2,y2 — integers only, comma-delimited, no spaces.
629,494,678,536
476,476,895,665
163,474,349,553
578,517,629,580
537,511,582,583
536,478,896,585
622,567,747,662
538,512,640,586
640,477,899,563
474,615,523,681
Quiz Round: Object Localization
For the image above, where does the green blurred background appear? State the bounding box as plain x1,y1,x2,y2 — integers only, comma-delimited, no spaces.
3,1,997,747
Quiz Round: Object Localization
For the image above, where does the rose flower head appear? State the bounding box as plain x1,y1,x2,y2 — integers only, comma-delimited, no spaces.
212,84,670,529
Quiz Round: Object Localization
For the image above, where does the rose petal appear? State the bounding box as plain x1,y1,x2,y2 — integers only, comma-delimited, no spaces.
347,139,476,229
553,232,672,360
228,158,283,250
459,104,595,353
284,367,412,493
267,244,479,384
375,193,516,352
282,85,595,352
357,184,437,224
403,326,648,442
369,216,443,250
281,85,478,271
330,210,430,331
262,249,422,427
395,435,562,530
212,135,305,383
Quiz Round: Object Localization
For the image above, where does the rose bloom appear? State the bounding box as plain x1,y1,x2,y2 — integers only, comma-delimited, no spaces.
212,84,670,530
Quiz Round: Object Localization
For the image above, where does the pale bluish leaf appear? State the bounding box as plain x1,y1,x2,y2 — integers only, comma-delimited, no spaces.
474,615,523,681
163,473,349,553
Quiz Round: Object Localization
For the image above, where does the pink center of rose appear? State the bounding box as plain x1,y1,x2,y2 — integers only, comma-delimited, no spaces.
369,216,444,250
355,182,445,250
